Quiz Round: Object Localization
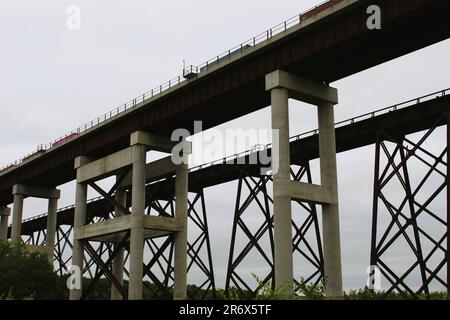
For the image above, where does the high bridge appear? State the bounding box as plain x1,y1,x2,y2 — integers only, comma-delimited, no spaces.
0,0,449,300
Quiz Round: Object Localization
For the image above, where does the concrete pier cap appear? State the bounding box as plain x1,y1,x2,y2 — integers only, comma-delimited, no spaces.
130,130,192,154
265,69,338,105
0,207,11,216
12,184,61,199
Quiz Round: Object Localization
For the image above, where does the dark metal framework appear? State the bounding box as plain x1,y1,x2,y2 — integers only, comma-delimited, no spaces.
14,96,450,300
24,221,110,281
78,180,216,300
225,164,324,298
141,189,216,300
370,114,449,298
3,0,448,207
23,185,216,300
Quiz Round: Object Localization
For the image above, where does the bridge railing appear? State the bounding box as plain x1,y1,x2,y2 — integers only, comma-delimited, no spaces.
188,88,450,173
20,196,104,224
0,0,339,174
289,88,450,142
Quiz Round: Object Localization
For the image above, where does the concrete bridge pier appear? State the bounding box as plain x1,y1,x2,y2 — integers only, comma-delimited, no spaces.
174,151,189,300
318,101,343,298
70,156,89,300
0,207,10,240
11,192,23,242
128,143,146,300
70,131,191,300
266,70,343,298
10,184,60,261
110,185,126,300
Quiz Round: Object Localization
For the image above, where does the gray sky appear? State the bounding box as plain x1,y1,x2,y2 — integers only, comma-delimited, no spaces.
1,0,449,292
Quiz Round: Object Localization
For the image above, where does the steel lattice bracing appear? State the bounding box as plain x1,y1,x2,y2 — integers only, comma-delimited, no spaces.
78,186,215,300
370,114,449,298
225,163,324,298
140,189,216,300
22,189,216,300
23,210,112,283
8,91,450,299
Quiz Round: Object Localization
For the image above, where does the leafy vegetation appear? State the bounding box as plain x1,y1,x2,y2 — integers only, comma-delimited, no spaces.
345,287,449,300
0,240,64,300
252,273,299,300
296,277,326,300
1,243,448,301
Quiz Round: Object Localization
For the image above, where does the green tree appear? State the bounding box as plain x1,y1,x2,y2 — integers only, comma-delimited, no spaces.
0,240,65,300
296,277,326,300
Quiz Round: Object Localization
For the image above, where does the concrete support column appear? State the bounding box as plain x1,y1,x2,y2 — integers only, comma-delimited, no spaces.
70,156,90,300
46,198,59,264
271,87,294,294
318,102,343,298
111,186,126,300
0,207,11,240
174,161,188,300
11,192,24,242
128,144,146,300
266,70,342,298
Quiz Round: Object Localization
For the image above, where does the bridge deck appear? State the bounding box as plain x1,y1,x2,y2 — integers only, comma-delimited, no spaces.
15,89,450,235
1,0,449,205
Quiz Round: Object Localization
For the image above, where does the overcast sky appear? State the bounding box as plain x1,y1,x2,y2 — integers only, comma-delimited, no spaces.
1,0,449,293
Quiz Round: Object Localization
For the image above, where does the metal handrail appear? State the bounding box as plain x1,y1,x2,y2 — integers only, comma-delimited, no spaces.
0,0,337,173
20,196,104,224
187,88,450,173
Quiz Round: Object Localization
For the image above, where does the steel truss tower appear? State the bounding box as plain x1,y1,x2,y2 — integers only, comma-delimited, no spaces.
370,114,449,298
225,163,324,298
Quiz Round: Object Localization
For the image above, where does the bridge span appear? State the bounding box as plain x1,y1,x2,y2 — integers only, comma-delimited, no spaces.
0,0,449,205
0,0,449,300
7,88,450,299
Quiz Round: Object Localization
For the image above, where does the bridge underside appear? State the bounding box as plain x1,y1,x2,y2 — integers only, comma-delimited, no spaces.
1,0,449,206
5,92,448,298
1,0,449,300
